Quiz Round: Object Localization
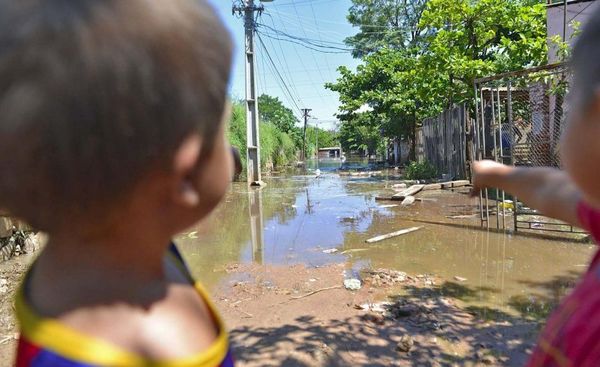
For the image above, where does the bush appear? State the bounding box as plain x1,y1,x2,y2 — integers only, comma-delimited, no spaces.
228,101,298,175
405,161,437,180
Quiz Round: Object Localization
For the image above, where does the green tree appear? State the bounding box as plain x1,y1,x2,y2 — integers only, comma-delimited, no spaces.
228,96,301,173
305,126,340,158
258,94,299,131
345,0,429,58
329,0,547,157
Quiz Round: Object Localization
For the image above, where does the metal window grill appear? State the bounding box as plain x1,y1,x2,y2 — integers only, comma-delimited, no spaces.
473,63,584,234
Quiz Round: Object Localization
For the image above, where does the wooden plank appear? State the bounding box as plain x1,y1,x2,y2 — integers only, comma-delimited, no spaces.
441,180,471,189
366,226,423,244
423,183,442,191
392,185,424,201
422,180,471,191
401,196,415,206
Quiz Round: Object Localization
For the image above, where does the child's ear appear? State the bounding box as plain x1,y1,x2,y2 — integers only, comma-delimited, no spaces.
172,133,203,207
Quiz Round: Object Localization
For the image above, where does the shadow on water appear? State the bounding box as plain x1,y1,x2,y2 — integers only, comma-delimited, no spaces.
404,217,589,244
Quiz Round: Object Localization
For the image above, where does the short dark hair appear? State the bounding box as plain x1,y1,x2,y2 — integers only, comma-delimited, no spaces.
0,0,233,230
572,8,600,109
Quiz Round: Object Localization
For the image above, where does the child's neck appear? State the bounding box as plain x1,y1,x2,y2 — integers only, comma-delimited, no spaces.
43,229,171,280
28,226,176,315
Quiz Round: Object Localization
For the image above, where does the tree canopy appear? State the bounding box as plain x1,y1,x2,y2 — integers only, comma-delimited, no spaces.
329,0,548,155
257,94,299,135
344,0,429,58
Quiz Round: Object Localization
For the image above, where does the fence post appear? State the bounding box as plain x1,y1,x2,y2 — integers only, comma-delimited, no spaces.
507,80,518,233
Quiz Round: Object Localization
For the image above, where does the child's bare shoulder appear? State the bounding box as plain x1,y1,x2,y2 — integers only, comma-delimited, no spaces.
54,281,220,361
140,282,220,359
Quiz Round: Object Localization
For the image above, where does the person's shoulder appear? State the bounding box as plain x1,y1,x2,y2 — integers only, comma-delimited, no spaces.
137,282,221,360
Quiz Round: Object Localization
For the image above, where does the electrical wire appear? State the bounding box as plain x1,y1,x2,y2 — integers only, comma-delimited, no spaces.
259,27,304,107
257,30,352,54
256,33,304,115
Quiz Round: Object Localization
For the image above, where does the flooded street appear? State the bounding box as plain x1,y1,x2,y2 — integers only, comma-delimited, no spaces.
0,168,594,366
177,168,594,323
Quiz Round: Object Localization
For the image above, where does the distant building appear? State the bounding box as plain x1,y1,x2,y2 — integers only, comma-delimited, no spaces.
318,147,343,159
547,0,599,62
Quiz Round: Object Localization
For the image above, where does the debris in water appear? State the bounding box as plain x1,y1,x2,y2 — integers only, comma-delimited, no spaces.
322,248,338,254
454,276,467,282
401,196,416,206
392,183,407,190
366,226,423,243
343,278,362,291
340,248,368,255
446,214,478,219
392,185,424,201
340,216,359,223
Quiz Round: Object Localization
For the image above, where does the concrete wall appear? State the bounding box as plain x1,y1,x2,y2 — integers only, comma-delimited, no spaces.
547,0,600,62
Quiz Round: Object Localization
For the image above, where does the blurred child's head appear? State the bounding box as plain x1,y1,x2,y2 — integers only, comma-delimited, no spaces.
0,0,234,236
562,8,600,206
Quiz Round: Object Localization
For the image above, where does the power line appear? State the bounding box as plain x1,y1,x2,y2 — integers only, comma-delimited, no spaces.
257,30,352,54
265,9,351,41
261,13,305,105
272,0,343,8
261,6,335,111
309,0,337,82
267,7,402,30
256,34,304,115
257,23,351,48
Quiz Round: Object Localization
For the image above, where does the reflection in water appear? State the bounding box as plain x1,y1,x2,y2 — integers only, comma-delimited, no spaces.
177,172,594,320
248,188,264,264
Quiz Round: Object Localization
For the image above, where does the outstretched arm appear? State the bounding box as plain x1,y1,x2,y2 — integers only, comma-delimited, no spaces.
472,160,582,227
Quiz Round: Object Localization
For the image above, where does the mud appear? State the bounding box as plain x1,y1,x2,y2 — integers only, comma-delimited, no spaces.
216,263,540,366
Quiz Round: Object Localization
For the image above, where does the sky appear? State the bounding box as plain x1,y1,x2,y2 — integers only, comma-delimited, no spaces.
209,0,361,130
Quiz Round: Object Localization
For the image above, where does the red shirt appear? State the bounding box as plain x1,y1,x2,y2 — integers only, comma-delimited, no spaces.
527,202,600,367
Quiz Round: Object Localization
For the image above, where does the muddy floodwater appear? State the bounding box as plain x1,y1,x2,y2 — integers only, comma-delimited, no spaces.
0,165,596,366
177,166,595,323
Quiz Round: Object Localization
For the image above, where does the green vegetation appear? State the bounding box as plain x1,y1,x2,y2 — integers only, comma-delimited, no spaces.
405,161,438,180
228,94,339,175
327,0,548,157
305,125,339,158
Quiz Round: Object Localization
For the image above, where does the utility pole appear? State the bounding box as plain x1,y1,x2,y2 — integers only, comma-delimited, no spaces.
301,108,311,163
315,120,320,170
233,0,266,186
563,0,568,42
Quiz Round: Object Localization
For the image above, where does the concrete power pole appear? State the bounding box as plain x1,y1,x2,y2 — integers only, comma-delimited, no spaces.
233,0,265,186
301,108,312,163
